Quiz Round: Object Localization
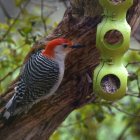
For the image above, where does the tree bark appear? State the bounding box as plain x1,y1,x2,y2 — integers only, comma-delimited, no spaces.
0,0,140,140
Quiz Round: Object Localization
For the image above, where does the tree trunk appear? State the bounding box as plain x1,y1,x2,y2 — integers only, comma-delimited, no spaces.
0,0,140,140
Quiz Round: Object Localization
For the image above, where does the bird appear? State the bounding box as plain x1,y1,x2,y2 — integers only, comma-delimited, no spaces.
2,38,84,119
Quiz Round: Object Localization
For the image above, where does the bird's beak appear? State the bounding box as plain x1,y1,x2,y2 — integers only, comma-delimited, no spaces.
70,44,85,49
64,43,85,54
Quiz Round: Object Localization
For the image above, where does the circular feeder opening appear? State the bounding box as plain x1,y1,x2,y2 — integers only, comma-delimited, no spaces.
104,30,123,46
109,0,125,5
101,74,120,94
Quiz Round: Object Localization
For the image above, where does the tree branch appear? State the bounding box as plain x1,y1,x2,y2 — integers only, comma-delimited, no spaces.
0,0,31,42
0,0,11,19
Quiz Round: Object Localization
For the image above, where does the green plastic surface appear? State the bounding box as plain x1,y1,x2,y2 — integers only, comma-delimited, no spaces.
93,0,133,101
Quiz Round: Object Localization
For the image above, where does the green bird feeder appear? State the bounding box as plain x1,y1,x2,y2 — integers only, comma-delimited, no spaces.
93,0,133,101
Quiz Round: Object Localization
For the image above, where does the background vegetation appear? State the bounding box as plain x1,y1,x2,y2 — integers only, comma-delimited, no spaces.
0,0,140,140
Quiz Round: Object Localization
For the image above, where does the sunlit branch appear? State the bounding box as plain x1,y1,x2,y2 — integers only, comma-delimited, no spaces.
41,0,47,34
126,92,140,98
111,104,140,117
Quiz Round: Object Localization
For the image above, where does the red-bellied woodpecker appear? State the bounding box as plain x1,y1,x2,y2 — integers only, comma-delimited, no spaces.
3,38,84,119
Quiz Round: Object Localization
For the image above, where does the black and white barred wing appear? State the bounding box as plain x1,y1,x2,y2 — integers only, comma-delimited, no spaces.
3,52,59,119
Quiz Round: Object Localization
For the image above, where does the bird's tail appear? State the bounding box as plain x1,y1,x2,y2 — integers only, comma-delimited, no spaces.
2,96,17,120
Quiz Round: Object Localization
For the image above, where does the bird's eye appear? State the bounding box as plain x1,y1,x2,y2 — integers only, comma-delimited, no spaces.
63,44,68,48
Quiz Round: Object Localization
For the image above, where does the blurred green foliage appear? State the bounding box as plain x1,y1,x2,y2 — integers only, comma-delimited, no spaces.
0,1,140,140
0,0,55,93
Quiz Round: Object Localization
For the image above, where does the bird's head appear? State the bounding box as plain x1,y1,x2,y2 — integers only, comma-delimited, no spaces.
42,38,84,59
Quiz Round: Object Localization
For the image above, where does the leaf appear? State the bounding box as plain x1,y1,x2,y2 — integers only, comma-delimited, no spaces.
95,112,105,122
0,23,9,30
123,50,140,64
5,38,16,45
18,26,32,37
14,0,24,6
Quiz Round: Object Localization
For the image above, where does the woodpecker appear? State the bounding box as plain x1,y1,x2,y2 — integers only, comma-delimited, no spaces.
2,38,84,119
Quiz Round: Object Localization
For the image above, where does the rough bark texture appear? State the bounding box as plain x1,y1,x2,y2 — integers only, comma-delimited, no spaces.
0,0,140,140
